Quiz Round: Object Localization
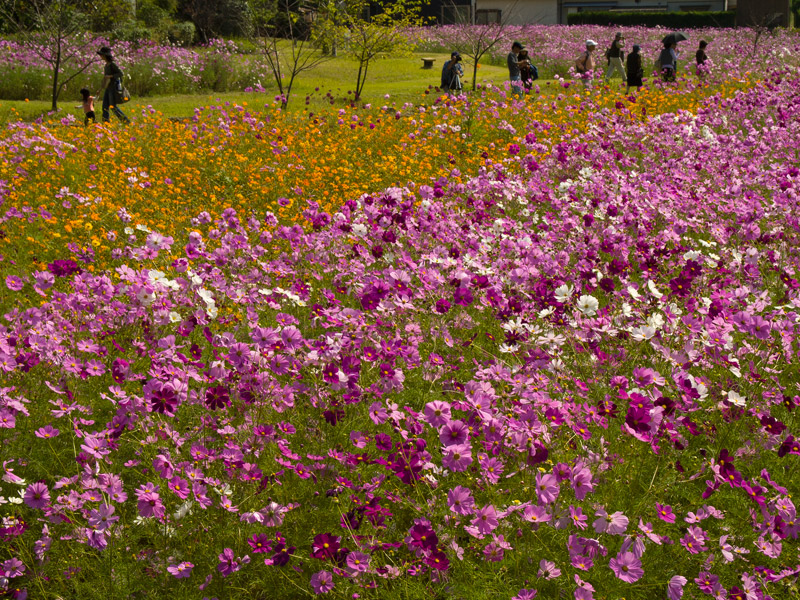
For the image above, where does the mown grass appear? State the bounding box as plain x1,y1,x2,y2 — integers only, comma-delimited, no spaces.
0,51,517,122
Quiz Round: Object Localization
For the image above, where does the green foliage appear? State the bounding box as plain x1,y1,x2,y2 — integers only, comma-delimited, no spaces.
84,0,135,32
567,10,736,28
168,20,196,46
111,20,153,43
137,0,170,27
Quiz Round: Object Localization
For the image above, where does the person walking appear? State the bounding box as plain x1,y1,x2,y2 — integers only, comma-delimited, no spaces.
659,42,678,82
625,45,643,93
507,41,524,97
604,32,626,83
441,51,464,95
96,46,130,124
575,40,597,87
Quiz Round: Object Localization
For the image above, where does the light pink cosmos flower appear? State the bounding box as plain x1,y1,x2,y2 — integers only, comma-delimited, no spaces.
667,575,687,600
537,559,561,579
34,425,60,439
609,551,643,583
592,509,629,535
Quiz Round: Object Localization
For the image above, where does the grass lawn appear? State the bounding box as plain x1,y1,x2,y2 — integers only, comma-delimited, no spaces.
0,51,519,122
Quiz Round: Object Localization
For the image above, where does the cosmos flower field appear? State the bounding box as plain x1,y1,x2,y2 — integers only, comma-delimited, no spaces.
2,29,800,600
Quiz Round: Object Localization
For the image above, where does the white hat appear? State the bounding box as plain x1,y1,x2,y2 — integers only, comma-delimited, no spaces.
586,39,597,47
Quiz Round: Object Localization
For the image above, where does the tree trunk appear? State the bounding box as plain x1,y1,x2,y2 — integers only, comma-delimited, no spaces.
472,60,478,92
51,44,62,111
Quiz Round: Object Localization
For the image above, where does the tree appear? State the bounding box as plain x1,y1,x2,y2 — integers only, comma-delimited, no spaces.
250,0,331,109
180,0,253,42
316,0,423,101
441,0,521,92
0,0,100,111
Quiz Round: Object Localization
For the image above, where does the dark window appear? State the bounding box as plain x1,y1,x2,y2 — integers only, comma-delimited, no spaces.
476,9,502,24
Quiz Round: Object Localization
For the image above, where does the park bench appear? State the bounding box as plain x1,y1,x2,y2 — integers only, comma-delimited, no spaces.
421,58,435,69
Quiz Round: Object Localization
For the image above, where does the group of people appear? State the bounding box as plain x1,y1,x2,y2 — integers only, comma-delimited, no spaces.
440,40,541,96
574,33,710,90
77,46,131,126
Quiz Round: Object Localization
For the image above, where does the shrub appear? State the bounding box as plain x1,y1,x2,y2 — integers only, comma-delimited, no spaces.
567,10,736,27
112,21,154,45
168,21,196,47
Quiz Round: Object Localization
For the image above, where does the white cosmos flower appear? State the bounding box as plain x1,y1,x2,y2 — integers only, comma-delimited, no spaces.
621,303,633,317
498,343,519,354
627,286,642,300
726,390,746,407
554,284,574,304
576,295,599,316
630,325,656,341
647,280,664,299
647,313,665,330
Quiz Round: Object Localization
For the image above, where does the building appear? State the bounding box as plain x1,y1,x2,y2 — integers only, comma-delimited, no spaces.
433,0,734,25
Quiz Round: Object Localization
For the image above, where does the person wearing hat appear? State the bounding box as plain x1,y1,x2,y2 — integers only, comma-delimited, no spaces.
575,40,597,86
604,32,626,83
441,51,464,95
508,41,525,97
96,46,130,124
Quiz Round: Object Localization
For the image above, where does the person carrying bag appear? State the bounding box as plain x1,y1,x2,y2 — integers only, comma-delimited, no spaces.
96,46,131,124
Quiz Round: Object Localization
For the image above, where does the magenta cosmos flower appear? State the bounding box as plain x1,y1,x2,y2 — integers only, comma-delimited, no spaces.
609,551,643,583
447,485,475,515
667,575,687,600
167,561,194,579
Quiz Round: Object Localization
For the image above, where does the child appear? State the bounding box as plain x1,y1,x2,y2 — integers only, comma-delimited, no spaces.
78,88,95,125
695,40,708,66
695,40,709,79
626,44,643,93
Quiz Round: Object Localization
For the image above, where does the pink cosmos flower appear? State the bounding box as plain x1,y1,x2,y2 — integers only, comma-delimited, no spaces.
537,559,561,579
535,472,559,505
424,401,451,427
24,482,50,509
667,575,687,600
34,425,60,439
472,504,499,535
345,551,370,574
442,443,472,472
310,570,334,594
574,574,595,600
569,506,588,530
87,504,119,530
167,561,194,579
439,419,469,447
609,551,643,583
447,486,475,515
137,492,165,518
656,503,676,523
217,548,240,577
512,588,537,600
592,509,629,535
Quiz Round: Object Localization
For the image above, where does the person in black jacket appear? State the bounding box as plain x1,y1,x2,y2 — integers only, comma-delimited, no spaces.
626,44,643,93
96,46,130,124
604,32,626,82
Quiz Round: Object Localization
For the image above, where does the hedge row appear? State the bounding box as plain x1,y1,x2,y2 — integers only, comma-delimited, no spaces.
567,10,736,27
